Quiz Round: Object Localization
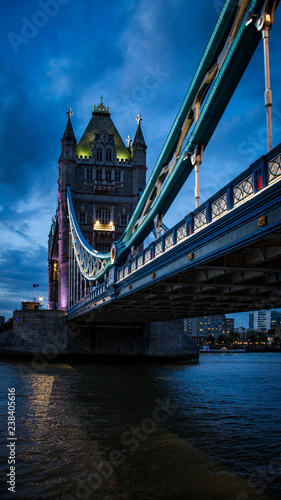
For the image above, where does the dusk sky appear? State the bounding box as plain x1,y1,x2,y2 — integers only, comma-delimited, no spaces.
1,0,281,326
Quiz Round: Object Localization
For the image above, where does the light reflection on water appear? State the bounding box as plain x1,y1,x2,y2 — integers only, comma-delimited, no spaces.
0,353,280,499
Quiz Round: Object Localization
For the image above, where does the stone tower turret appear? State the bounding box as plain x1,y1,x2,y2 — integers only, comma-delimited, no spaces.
61,108,76,158
132,113,147,167
48,99,147,310
57,109,77,309
132,114,147,201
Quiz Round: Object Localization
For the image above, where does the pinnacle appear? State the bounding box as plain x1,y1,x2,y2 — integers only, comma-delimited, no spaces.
62,109,76,142
133,121,147,149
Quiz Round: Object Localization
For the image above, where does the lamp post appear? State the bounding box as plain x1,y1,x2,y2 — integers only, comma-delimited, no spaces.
32,283,39,302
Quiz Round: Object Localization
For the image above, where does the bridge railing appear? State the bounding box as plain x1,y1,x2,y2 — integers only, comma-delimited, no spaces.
67,144,281,316
68,281,109,315
116,144,281,283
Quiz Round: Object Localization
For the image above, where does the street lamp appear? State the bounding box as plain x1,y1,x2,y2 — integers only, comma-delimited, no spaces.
32,283,39,302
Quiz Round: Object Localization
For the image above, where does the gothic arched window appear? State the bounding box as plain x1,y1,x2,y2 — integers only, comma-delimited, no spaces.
87,169,93,181
120,214,127,226
120,207,127,226
106,149,112,162
96,207,111,224
97,148,103,161
105,170,111,181
96,169,102,180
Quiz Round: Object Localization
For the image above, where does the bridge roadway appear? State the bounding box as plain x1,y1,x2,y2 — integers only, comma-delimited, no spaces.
67,145,281,324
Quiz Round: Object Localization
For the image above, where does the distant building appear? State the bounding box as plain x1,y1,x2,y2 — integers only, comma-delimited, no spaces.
249,310,271,331
225,317,234,334
185,315,234,345
270,310,281,328
0,316,5,326
249,312,254,330
275,324,281,338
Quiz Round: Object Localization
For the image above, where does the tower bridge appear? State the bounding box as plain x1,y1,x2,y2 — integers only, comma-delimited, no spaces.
12,0,280,361
52,0,281,314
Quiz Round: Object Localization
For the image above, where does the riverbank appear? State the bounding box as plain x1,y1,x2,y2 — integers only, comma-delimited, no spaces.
199,346,281,353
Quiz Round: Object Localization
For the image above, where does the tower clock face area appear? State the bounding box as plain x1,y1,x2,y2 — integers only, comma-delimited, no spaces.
48,96,147,309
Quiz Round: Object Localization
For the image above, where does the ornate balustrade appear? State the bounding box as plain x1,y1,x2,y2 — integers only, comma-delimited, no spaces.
115,145,281,283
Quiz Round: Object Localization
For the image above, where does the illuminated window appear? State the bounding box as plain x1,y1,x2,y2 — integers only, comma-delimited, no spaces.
97,148,102,161
96,207,110,224
106,149,112,162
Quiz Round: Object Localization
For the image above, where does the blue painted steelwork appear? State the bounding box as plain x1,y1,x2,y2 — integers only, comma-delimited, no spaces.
67,0,280,282
67,186,112,280
116,144,281,281
115,0,279,260
67,143,281,317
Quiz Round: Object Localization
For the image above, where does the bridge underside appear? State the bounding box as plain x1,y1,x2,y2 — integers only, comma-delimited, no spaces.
77,235,281,324
113,239,281,322
68,181,281,324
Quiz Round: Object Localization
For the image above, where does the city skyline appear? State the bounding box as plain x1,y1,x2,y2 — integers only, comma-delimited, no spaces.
1,0,281,323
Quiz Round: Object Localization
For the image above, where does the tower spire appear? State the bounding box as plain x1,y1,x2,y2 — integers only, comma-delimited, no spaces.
133,114,146,149
62,108,76,141
93,95,110,114
136,113,142,126
61,108,77,163
132,113,147,167
66,107,73,120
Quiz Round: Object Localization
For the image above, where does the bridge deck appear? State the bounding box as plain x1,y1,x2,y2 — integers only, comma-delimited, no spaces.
68,145,281,323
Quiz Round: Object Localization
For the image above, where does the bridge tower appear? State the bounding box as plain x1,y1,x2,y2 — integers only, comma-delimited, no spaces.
48,98,147,310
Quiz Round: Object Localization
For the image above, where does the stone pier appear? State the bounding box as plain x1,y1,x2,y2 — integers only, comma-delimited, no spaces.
0,310,199,363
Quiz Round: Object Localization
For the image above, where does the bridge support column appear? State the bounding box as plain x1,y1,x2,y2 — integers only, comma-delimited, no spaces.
192,146,204,208
8,311,199,364
143,320,199,362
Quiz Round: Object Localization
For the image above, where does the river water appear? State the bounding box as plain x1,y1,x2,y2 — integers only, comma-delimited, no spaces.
0,353,281,500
